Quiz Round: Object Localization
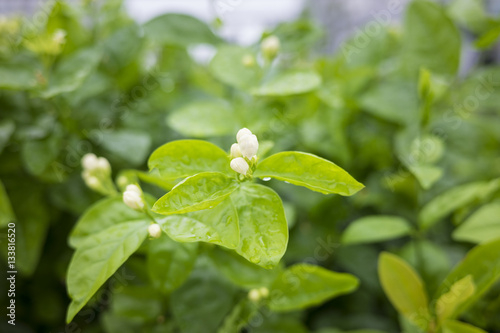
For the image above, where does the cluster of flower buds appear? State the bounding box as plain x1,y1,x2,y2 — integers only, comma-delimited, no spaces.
148,224,162,238
230,128,259,177
261,35,280,61
248,287,270,302
122,184,145,211
81,153,116,195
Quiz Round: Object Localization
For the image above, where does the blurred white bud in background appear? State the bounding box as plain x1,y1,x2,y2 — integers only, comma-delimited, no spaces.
242,54,255,67
258,287,269,298
52,29,67,44
81,154,111,173
248,287,269,302
230,157,249,175
117,175,129,189
261,35,280,60
85,175,100,189
96,157,111,173
248,288,261,302
81,153,99,170
148,224,162,238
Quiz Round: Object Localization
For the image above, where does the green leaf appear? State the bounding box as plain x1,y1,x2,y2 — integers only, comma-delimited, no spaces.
452,202,500,244
268,264,359,311
147,234,198,294
341,216,412,245
69,196,150,248
395,129,445,190
109,285,163,322
436,275,475,322
102,24,143,70
419,178,500,230
418,68,449,104
217,298,258,333
168,100,239,137
252,71,322,96
148,140,232,181
378,252,430,329
66,221,148,323
0,119,15,154
0,180,15,228
402,0,461,76
159,197,240,249
442,320,487,333
143,13,220,46
116,169,176,192
208,247,280,288
399,240,450,296
99,130,152,166
41,48,101,98
434,239,500,316
254,151,364,196
153,172,238,215
21,132,64,176
254,318,308,333
171,268,237,333
0,64,37,90
359,79,419,125
209,45,260,89
447,0,492,34
0,181,50,276
408,164,443,190
231,184,288,268
475,24,500,49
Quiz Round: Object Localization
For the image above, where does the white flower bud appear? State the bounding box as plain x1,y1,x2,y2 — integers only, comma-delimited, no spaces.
96,157,111,173
259,287,269,298
238,134,258,159
53,29,66,44
230,143,242,158
117,175,129,189
126,184,142,195
248,289,261,302
86,176,100,189
242,54,255,67
236,128,253,143
261,35,280,60
82,153,99,170
148,224,162,238
123,189,144,210
230,157,249,176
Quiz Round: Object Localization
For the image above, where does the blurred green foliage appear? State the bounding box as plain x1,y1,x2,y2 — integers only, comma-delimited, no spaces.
1,0,500,332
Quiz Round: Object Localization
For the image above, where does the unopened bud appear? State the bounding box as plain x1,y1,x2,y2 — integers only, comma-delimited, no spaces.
148,224,162,238
230,143,242,158
248,289,261,302
117,175,129,189
53,29,66,44
238,134,258,159
259,287,269,298
230,157,249,176
96,157,111,173
126,184,142,195
123,185,144,210
86,175,100,189
261,35,280,60
242,54,255,67
82,153,99,170
236,128,252,143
